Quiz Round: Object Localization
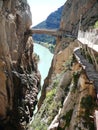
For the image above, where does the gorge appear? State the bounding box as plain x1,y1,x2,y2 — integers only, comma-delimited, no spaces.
0,0,98,130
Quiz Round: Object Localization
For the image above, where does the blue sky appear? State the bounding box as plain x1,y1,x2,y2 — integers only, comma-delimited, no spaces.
28,0,66,26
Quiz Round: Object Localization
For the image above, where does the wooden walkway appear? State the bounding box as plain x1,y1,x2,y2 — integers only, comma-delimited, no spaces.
78,30,98,53
74,48,98,99
74,47,98,129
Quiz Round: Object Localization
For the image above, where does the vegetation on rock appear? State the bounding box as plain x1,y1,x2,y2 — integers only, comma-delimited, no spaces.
31,79,60,129
94,21,98,28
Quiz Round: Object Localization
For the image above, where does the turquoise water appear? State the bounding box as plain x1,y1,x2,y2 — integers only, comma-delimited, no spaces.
34,43,53,86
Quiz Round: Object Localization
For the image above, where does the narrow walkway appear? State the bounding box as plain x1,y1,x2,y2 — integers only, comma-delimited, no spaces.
77,29,98,129
74,48,98,99
78,30,98,53
74,47,98,129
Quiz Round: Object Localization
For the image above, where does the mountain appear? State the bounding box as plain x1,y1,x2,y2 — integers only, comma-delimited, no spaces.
33,6,64,44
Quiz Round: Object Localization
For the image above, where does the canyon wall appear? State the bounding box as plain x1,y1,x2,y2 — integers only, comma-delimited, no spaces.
60,0,98,36
32,0,98,130
38,0,98,110
0,0,40,130
0,0,98,130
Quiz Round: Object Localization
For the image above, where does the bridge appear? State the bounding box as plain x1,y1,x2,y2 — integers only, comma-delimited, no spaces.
25,28,76,38
30,29,61,37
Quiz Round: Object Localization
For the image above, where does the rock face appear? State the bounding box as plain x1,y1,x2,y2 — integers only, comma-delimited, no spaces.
0,0,40,130
60,0,98,36
31,0,98,130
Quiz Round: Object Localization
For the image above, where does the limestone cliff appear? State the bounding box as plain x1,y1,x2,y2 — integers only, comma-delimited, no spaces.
60,0,98,36
31,0,98,130
0,0,40,130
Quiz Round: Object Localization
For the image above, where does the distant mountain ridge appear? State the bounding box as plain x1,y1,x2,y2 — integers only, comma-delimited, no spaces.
46,5,63,29
33,5,64,44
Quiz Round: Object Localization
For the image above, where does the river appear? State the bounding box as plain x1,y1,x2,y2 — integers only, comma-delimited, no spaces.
34,43,53,86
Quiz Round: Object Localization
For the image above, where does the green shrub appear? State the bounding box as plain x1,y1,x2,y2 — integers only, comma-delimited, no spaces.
72,71,80,91
80,95,95,130
62,109,73,128
80,95,93,110
94,21,98,28
46,88,56,103
31,77,61,129
31,118,47,130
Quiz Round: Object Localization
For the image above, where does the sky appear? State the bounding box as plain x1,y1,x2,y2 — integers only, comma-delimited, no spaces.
27,0,66,27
